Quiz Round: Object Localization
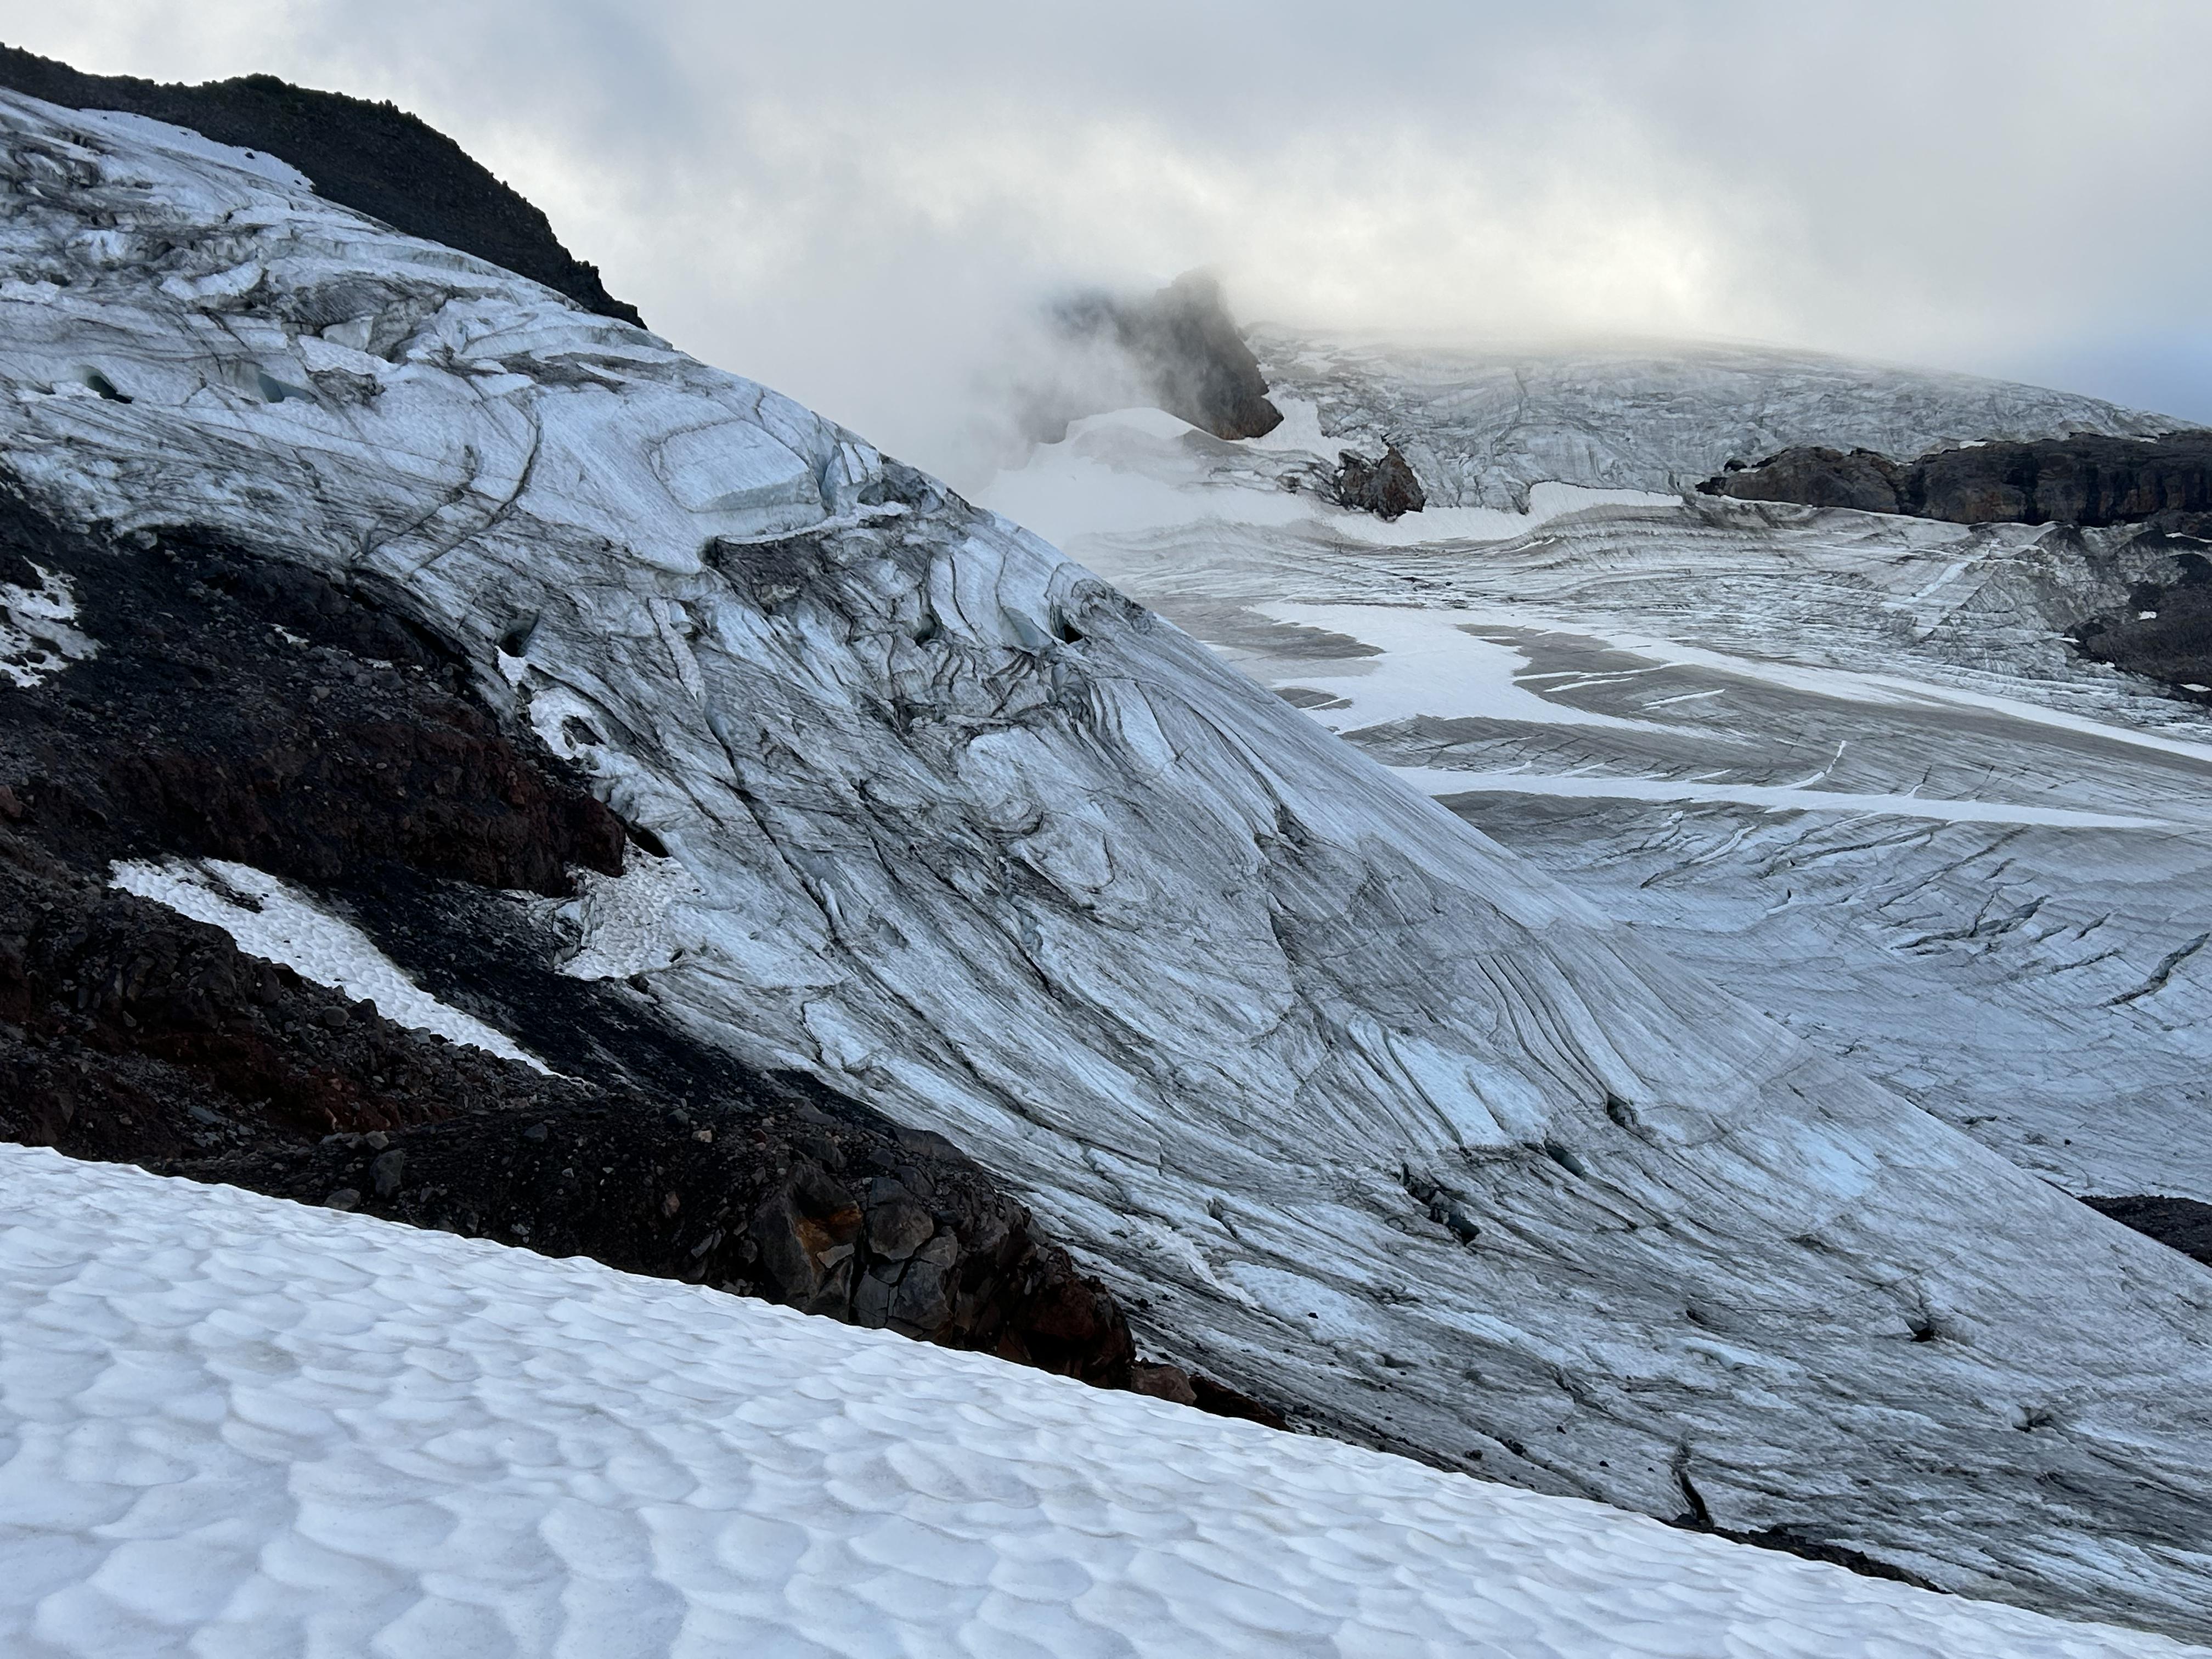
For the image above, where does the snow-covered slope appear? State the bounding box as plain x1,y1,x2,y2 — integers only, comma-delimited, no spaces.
5,90,2212,1638
1254,332,2188,510
0,1147,2197,1659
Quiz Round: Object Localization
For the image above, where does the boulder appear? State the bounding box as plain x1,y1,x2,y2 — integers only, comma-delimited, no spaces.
1334,445,1426,520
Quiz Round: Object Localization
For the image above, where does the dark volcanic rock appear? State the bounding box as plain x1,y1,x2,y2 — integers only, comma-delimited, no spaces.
2084,1194,2212,1267
0,499,624,898
0,476,1280,1420
1056,270,1283,440
190,1092,1142,1384
1702,434,2212,702
0,43,643,327
1704,447,1907,515
2069,545,2212,703
1701,431,2212,528
1334,445,1426,521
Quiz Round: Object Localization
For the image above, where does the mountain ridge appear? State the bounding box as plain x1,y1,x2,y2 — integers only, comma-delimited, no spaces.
0,41,643,326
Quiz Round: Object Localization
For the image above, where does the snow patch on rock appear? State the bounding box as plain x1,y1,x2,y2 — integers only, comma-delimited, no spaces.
0,561,92,686
110,857,548,1070
556,850,707,981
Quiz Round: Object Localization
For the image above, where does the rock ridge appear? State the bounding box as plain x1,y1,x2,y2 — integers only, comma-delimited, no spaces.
1700,431,2212,528
0,42,644,326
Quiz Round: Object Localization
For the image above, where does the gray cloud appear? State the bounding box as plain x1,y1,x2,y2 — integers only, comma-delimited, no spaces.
16,2,2212,477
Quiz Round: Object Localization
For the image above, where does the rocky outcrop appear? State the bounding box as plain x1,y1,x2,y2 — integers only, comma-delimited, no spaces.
1053,270,1283,439
195,1091,1145,1383
1700,432,2212,527
1698,438,2212,700
2068,543,2212,702
1334,444,1426,520
2083,1195,2212,1267
0,43,643,326
0,480,1272,1418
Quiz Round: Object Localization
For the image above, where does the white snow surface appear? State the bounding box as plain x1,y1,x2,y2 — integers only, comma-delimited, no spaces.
0,561,93,687
108,859,548,1071
552,850,708,983
5,90,2212,1638
0,1146,2196,1659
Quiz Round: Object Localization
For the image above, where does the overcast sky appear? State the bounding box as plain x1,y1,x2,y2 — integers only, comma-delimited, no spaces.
11,3,2210,475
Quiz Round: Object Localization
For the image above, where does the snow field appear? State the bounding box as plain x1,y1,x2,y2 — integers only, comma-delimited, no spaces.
0,1147,2192,1659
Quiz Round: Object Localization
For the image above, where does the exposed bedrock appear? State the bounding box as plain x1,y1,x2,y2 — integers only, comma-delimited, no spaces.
2069,543,2212,702
2082,1195,2212,1266
1701,438,2212,700
1700,431,2212,528
1049,269,1284,440
0,42,643,327
0,484,1269,1418
1333,443,1427,520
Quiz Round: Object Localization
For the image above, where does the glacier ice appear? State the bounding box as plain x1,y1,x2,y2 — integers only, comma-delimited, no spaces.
1010,390,2212,1211
1251,332,2190,511
3,88,2211,1636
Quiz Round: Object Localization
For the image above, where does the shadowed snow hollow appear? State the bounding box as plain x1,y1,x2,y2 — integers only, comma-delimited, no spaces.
4,90,2211,1639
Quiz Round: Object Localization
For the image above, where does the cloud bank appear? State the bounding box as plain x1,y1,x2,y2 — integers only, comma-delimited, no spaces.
13,2,2210,477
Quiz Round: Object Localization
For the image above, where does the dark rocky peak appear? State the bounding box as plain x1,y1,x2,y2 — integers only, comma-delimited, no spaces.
1701,430,2212,529
1051,269,1284,441
1333,444,1426,521
0,42,644,328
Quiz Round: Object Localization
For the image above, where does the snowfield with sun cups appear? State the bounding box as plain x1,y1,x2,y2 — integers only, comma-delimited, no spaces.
0,1148,2198,1658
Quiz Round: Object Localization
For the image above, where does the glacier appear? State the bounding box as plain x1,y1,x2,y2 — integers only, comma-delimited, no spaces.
997,391,2212,1209
1251,331,2190,511
3,88,2212,1638
0,1145,2198,1659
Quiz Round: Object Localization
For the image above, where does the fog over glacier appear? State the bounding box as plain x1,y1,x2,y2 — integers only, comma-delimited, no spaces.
13,0,2212,477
